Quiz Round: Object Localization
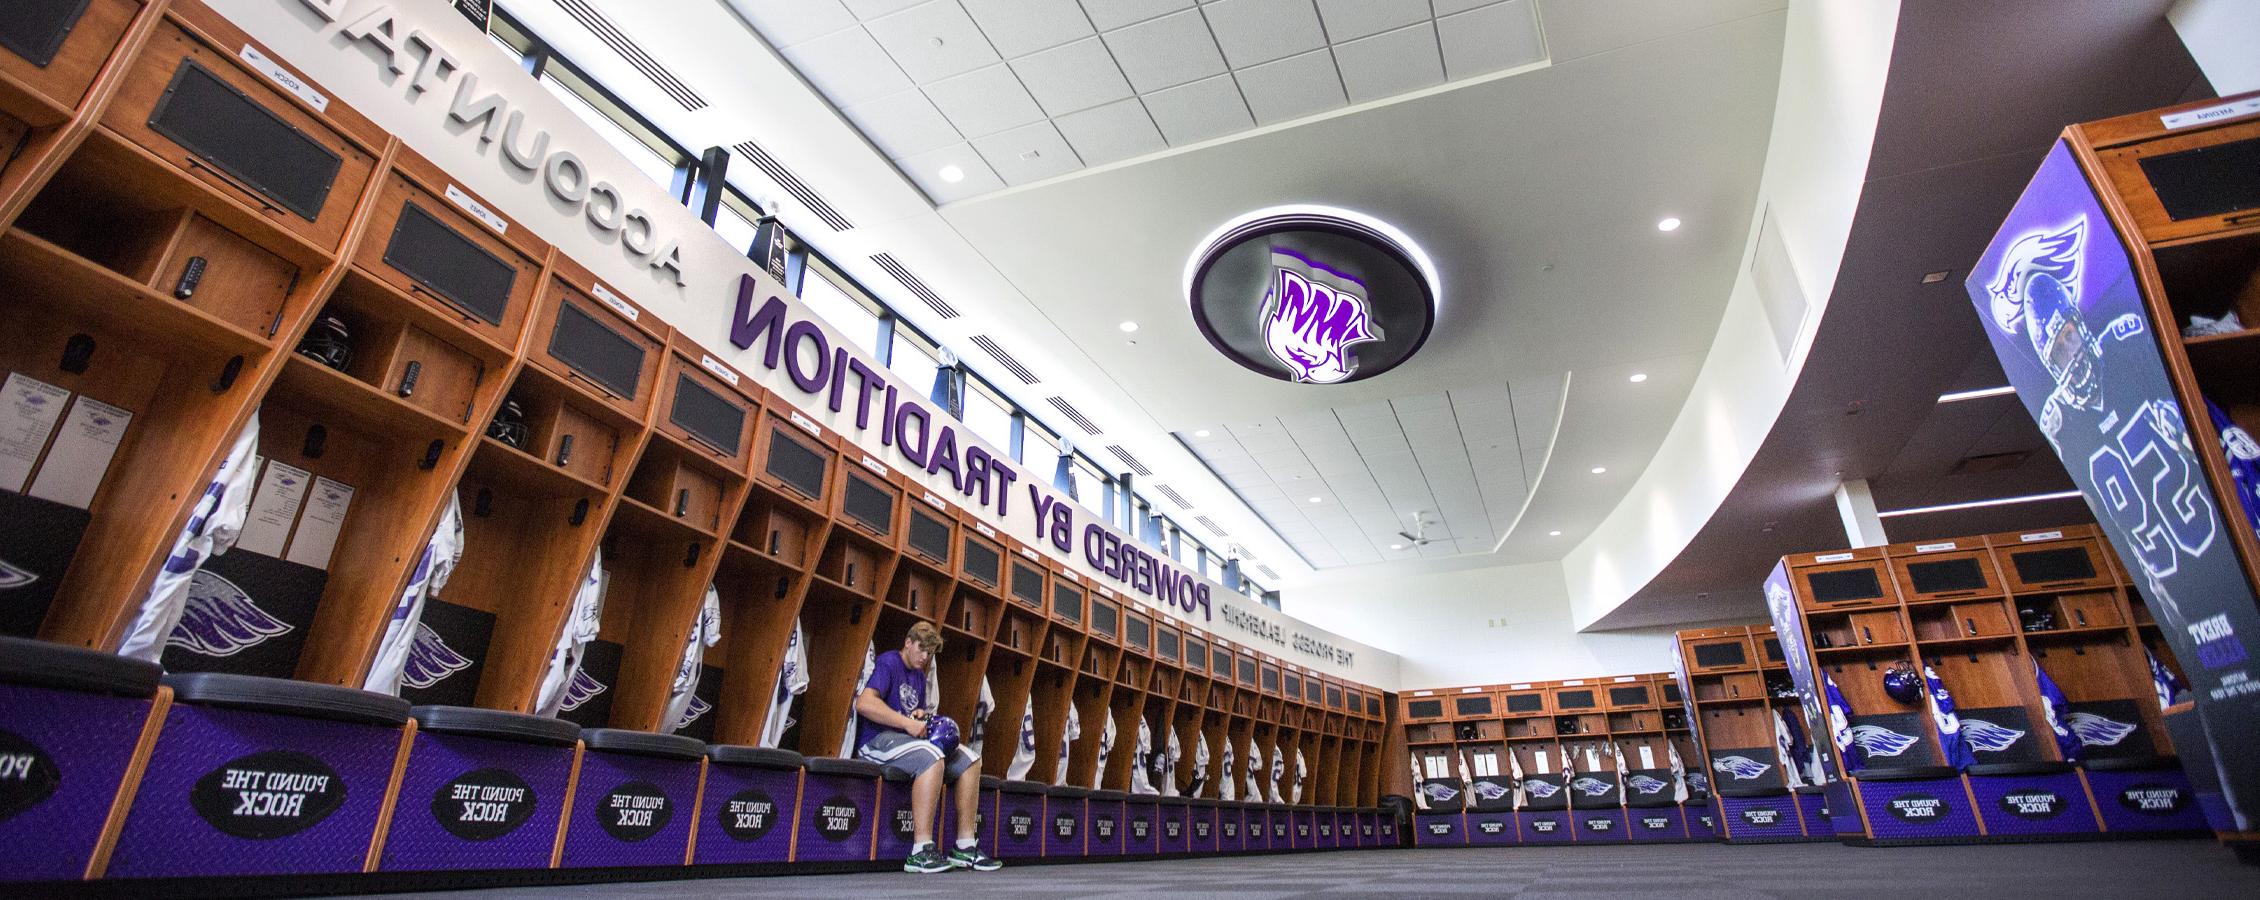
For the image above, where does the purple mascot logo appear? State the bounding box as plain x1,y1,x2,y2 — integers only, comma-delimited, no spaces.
1262,251,1380,384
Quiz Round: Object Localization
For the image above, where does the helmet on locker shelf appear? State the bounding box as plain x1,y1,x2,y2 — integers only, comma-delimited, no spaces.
1881,662,1923,705
295,315,354,371
488,397,530,449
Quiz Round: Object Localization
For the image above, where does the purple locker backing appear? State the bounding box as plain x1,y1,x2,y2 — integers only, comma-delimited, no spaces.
1519,810,1574,844
379,731,576,871
1464,810,1516,845
1574,809,1628,842
1855,777,1984,843
2084,768,2208,834
557,749,700,868
109,705,404,879
1968,772,2102,837
0,683,157,882
1043,793,1085,858
793,771,877,863
691,762,800,865
1720,794,1803,843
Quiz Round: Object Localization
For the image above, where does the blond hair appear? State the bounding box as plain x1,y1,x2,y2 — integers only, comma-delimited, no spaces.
906,621,944,653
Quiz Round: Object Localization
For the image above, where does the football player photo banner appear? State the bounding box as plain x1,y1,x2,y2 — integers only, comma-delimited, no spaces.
1969,139,2260,829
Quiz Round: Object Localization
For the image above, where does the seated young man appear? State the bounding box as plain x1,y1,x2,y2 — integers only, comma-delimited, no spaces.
855,621,1001,873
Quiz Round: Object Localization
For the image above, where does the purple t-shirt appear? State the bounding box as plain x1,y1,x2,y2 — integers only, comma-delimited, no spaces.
856,649,928,750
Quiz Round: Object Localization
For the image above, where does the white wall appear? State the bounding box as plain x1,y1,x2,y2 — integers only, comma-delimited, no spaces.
1559,0,1901,630
1288,564,1682,688
2171,0,2260,94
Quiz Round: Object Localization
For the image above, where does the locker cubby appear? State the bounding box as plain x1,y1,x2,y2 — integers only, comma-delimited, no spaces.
1910,599,2015,642
1608,710,1662,734
1551,713,1606,740
2014,589,2128,635
588,473,738,733
1890,543,2003,603
1694,672,1763,703
885,556,946,620
1156,622,1181,667
101,8,383,255
702,534,809,746
1549,684,1600,713
750,406,834,516
350,159,543,352
1504,716,1554,740
1088,589,1121,645
0,0,141,126
809,461,897,602
1080,630,1119,680
1027,657,1079,784
1092,672,1140,790
956,514,1006,596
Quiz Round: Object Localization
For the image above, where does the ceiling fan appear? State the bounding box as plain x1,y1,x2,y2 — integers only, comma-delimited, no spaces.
1397,511,1436,547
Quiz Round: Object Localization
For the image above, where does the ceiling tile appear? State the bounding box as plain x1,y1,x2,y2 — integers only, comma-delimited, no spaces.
1436,0,1546,80
924,64,1046,137
844,0,927,19
725,0,858,48
1141,73,1251,144
1312,0,1430,41
973,121,1085,184
1012,36,1136,116
1430,0,1504,15
866,1,1002,82
1202,0,1327,69
895,142,1005,202
1081,0,1197,31
1103,9,1229,93
1054,97,1167,165
780,27,915,106
1235,48,1344,124
1335,21,1443,103
844,88,963,158
963,0,1096,57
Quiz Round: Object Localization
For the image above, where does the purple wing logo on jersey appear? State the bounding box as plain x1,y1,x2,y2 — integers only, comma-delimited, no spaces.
1471,781,1511,801
1419,781,1460,804
672,695,713,732
402,623,474,689
0,560,37,590
1262,263,1379,384
2065,712,2139,748
168,570,291,657
1711,756,1772,781
1571,776,1613,797
1959,719,2027,754
1628,774,1669,795
1522,780,1561,800
1686,772,1709,794
1848,724,1920,758
560,667,607,712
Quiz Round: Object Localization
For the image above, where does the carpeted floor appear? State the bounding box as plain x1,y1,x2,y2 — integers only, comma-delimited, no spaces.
344,840,2260,899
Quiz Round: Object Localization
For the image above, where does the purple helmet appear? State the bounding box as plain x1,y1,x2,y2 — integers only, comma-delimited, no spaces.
926,715,961,758
1882,663,1923,705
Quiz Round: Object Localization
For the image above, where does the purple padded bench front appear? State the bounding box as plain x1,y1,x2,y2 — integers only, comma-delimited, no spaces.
381,706,580,871
110,673,411,879
695,746,804,865
0,637,166,882
558,729,703,868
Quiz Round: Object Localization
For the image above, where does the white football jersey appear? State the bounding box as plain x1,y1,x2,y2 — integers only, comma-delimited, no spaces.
757,618,808,748
1245,737,1262,800
662,584,721,732
1292,747,1306,803
1129,717,1157,795
536,549,606,716
1054,703,1081,786
837,641,874,758
1162,725,1182,797
1006,700,1036,781
364,490,465,694
120,414,259,662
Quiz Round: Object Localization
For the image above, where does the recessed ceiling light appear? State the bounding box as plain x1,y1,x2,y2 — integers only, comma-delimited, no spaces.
1877,489,2083,518
1921,270,1951,283
1656,217,1682,232
1590,466,1607,475
1194,429,1211,437
1628,373,1648,383
1549,530,1562,537
1390,543,1404,550
938,164,965,183
1118,320,1139,333
1308,496,1323,503
1937,385,2015,403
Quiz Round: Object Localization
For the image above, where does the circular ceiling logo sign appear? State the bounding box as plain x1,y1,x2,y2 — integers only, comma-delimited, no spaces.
1186,206,1439,384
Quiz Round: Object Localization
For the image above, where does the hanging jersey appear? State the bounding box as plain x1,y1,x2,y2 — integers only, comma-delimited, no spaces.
664,584,722,732
1218,739,1236,801
1129,717,1156,795
537,549,606,717
1266,746,1285,803
970,675,995,757
121,414,260,662
1925,665,1976,769
1187,731,1208,798
758,618,809,748
1007,700,1037,781
1292,747,1306,803
1055,704,1081,786
2207,397,2260,539
1162,725,1182,796
365,490,465,694
838,641,876,759
1245,737,1262,801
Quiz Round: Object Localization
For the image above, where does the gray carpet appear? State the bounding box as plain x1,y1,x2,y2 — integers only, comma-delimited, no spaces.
350,840,2260,899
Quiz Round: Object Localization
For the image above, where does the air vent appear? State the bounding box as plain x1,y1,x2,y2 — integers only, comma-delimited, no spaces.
1154,484,1192,509
1950,450,2034,475
1045,397,1101,435
731,141,853,231
1195,516,1227,537
871,253,958,318
970,335,1038,384
1106,444,1152,476
553,0,706,111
